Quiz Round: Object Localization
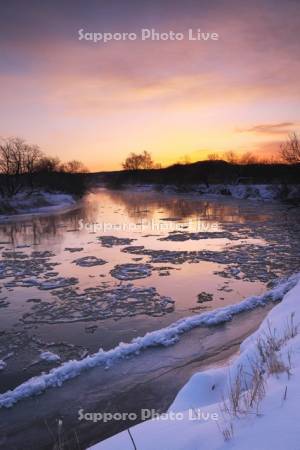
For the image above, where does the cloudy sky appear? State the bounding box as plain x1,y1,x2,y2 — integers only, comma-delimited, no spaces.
0,0,299,170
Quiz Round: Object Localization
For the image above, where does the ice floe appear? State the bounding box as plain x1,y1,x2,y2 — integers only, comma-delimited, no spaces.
38,277,78,290
0,274,298,408
159,231,238,241
197,292,213,303
110,263,152,280
97,236,136,248
21,283,175,324
122,239,300,282
73,256,107,267
0,250,60,287
39,351,61,363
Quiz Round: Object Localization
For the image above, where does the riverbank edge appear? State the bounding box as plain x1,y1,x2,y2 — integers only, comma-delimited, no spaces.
90,275,300,450
105,182,300,202
0,190,79,222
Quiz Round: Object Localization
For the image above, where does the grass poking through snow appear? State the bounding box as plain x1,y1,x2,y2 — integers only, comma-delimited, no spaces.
217,312,298,442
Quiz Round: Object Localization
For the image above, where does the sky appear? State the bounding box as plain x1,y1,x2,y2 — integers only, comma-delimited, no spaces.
0,0,299,171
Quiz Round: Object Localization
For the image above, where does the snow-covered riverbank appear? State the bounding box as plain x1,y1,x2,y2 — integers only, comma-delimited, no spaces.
118,183,300,201
0,190,77,221
90,276,300,450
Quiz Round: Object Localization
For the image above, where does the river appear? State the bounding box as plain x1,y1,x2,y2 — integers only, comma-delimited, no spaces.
0,189,299,449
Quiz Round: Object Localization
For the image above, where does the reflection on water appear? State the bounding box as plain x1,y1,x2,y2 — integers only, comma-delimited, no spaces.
104,189,272,223
0,215,78,247
0,189,299,392
0,189,283,245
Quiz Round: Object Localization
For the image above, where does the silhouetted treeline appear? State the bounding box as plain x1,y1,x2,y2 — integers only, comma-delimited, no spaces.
0,137,88,197
92,160,300,188
0,171,88,197
34,171,88,196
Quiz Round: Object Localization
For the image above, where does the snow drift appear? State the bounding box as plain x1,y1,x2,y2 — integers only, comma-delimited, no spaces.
0,190,76,221
90,276,300,450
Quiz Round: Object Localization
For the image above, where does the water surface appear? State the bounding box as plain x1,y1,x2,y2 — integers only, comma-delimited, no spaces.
0,189,299,448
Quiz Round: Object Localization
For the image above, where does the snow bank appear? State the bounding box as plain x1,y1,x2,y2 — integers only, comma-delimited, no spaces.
0,190,76,221
126,183,300,201
90,276,300,450
0,274,299,409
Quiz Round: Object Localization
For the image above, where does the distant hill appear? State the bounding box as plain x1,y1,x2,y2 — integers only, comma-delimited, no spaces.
89,160,300,187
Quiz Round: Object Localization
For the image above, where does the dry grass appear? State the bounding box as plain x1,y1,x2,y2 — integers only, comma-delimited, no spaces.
217,420,234,442
283,312,298,341
44,418,81,450
217,312,298,442
266,351,289,376
256,315,296,378
221,359,266,419
243,357,266,414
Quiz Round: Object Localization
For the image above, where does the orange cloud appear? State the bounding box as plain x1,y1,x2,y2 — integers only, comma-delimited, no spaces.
237,122,296,135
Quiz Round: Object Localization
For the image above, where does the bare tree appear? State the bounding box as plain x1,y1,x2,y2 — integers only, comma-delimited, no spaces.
35,156,62,173
61,160,89,173
122,153,142,170
122,151,155,170
280,132,300,163
223,151,238,164
207,153,220,161
36,156,88,174
239,152,258,165
0,137,43,196
260,155,281,164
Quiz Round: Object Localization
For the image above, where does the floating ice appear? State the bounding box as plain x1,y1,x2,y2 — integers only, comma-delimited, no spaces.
197,292,213,303
18,279,40,287
1,274,298,408
2,251,28,259
159,231,238,241
97,236,136,248
31,251,55,258
39,351,61,363
39,277,78,290
22,284,174,323
122,240,300,282
0,251,59,288
73,256,107,267
110,263,152,280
